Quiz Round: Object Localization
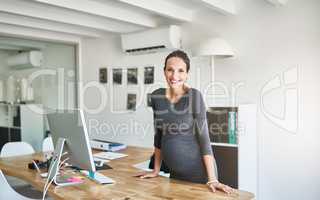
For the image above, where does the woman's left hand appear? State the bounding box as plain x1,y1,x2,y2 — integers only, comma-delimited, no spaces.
207,181,234,194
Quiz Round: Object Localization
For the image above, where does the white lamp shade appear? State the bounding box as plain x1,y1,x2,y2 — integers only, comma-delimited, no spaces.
193,37,234,57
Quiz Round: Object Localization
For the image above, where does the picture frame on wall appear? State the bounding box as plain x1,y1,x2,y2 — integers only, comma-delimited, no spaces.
99,68,108,83
113,68,122,85
127,68,138,85
144,66,154,84
127,93,137,111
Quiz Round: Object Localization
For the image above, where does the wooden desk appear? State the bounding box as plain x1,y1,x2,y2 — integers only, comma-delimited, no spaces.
0,147,254,200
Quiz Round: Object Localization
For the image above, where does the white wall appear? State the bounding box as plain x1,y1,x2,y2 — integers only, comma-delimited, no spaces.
40,43,76,109
80,0,320,199
80,34,213,146
81,35,169,146
0,50,10,125
0,50,11,101
0,50,10,76
183,0,320,200
0,42,76,109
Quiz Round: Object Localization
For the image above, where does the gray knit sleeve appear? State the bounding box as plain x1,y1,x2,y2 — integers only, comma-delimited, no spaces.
151,94,162,149
154,128,162,149
192,89,213,156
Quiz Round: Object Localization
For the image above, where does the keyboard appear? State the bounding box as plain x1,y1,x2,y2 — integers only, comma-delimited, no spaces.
81,170,115,184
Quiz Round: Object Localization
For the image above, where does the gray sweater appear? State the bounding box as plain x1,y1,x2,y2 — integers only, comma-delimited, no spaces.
151,88,213,183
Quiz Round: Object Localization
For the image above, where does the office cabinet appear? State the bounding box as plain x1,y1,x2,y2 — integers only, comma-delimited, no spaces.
0,104,45,152
0,105,21,152
207,104,257,196
20,105,45,151
0,127,10,152
212,145,238,188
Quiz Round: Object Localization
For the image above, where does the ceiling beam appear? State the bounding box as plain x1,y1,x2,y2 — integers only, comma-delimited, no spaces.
195,0,236,15
0,23,81,44
0,12,104,38
0,0,143,33
115,0,193,22
31,0,157,28
0,44,29,51
0,36,47,50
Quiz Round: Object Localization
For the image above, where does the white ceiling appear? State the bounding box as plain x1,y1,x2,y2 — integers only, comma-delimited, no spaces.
0,0,237,38
0,0,238,50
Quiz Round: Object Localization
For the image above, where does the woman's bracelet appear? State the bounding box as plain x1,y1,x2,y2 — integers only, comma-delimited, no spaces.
206,179,219,186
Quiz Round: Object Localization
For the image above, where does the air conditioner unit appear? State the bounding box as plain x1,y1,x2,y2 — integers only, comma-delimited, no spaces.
266,0,288,6
7,51,43,70
121,25,181,54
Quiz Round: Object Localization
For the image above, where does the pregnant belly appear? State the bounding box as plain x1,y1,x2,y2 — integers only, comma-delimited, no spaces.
161,135,206,177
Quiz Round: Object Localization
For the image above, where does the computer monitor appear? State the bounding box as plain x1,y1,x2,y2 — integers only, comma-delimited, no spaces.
47,109,96,173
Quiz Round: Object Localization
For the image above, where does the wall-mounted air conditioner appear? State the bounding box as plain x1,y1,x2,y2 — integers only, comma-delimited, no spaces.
121,25,181,54
266,0,289,6
7,51,43,70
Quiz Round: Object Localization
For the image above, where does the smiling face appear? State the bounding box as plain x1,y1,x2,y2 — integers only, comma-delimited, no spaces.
164,57,188,89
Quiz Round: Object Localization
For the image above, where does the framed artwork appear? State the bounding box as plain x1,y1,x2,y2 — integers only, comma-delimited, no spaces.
113,68,122,85
127,93,137,111
127,68,138,85
144,66,154,84
99,68,107,83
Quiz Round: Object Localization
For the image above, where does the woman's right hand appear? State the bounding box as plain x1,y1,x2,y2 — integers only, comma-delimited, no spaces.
135,170,159,179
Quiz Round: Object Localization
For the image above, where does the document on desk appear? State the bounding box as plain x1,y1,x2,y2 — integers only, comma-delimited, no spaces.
94,157,110,163
94,152,128,160
133,160,170,178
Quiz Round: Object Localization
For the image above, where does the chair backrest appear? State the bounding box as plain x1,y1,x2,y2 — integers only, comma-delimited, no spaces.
0,142,35,157
42,136,54,152
0,170,35,200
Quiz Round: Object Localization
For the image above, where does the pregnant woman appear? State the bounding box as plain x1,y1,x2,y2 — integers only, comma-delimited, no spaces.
136,50,233,194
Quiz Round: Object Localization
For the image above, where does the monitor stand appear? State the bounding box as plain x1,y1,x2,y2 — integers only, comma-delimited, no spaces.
47,138,84,187
48,138,115,186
